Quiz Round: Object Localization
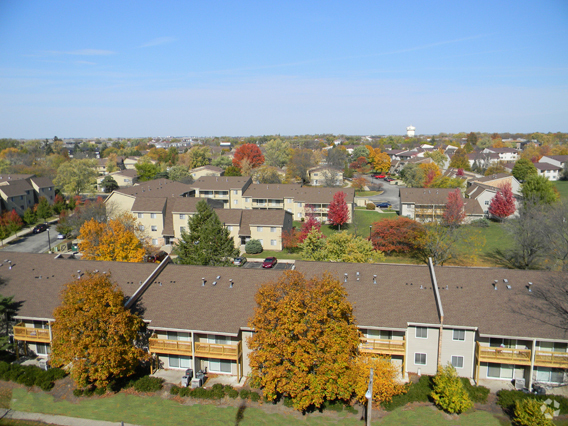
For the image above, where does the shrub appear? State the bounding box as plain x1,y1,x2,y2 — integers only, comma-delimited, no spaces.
94,386,106,396
83,387,95,397
382,375,432,411
245,239,263,254
73,389,83,397
250,391,260,402
170,385,180,395
283,396,294,407
366,203,375,210
192,387,212,399
0,363,66,391
239,389,250,399
497,390,568,416
133,376,164,393
514,398,553,426
227,388,239,399
179,387,191,397
460,378,489,403
471,218,490,227
38,380,55,391
431,364,472,414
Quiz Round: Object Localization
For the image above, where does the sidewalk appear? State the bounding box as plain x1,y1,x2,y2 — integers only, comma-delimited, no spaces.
0,217,59,247
0,408,141,426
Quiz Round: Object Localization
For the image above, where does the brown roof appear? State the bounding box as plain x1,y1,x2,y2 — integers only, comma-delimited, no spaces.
115,179,194,198
111,169,139,178
546,155,568,163
534,162,561,171
399,188,454,205
244,184,355,204
215,209,244,226
0,180,33,197
190,165,223,173
0,174,34,183
472,173,513,184
29,176,54,188
192,176,252,191
466,182,497,198
131,198,166,213
463,199,484,215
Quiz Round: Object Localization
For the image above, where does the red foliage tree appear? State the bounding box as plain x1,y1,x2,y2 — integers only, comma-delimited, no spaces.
282,228,299,253
456,168,465,177
442,189,465,227
327,191,349,229
488,182,516,220
298,216,321,243
3,209,23,236
232,144,265,170
370,218,425,254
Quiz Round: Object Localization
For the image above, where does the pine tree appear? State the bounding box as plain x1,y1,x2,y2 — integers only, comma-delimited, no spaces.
488,182,516,220
327,191,349,229
36,197,53,220
174,200,239,266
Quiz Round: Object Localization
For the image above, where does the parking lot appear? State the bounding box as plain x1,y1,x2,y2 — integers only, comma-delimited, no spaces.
241,261,293,270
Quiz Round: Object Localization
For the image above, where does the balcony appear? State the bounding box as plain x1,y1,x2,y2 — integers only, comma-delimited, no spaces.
149,336,193,356
476,342,531,366
13,323,50,343
194,341,242,361
360,338,405,356
535,350,568,369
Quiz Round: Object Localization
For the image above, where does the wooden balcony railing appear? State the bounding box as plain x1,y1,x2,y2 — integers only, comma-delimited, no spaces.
476,342,531,366
535,350,568,368
359,338,406,356
194,341,242,361
149,336,193,356
13,323,50,343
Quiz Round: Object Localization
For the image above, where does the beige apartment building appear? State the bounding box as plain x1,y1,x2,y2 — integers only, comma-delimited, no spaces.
0,174,55,215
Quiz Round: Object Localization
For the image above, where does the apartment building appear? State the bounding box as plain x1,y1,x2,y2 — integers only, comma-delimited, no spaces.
0,175,55,215
9,253,567,389
96,169,139,191
399,188,483,223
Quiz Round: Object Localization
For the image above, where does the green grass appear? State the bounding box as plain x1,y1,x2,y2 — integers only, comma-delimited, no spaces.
355,191,383,196
554,181,568,200
378,405,508,426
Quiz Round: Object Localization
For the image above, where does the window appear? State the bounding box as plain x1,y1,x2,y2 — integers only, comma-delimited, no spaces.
415,353,426,365
313,173,318,176
535,367,564,383
270,239,277,246
257,226,263,232
270,227,276,233
151,226,157,232
453,329,465,341
227,225,233,231
487,363,514,379
451,356,464,369
36,343,51,355
490,338,515,348
258,239,263,245
286,198,292,204
179,214,185,219
167,331,190,341
297,202,302,207
151,213,156,219
169,355,191,369
485,200,490,205
209,358,232,373
245,197,251,202
151,239,158,245
233,190,238,195
415,327,428,339
138,213,143,218
180,226,186,233
139,225,145,231
233,200,238,205
367,329,392,340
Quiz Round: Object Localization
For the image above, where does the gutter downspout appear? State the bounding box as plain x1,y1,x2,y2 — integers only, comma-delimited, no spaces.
529,339,536,390
428,258,444,368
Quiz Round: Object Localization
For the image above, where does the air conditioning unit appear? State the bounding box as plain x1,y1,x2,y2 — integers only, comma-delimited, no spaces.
515,378,526,390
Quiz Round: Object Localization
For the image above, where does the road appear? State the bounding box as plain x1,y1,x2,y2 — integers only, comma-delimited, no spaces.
1,228,55,254
365,176,405,211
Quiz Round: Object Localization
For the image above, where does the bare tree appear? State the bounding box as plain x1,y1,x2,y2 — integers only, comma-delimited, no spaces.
321,169,342,187
543,201,568,271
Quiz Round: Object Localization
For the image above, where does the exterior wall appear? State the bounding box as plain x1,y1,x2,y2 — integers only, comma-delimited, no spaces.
249,225,284,251
105,193,137,216
33,185,55,204
134,211,165,245
190,169,223,179
401,203,414,219
241,330,254,377
172,213,190,239
440,328,476,379
406,325,440,376
537,168,560,181
0,192,34,215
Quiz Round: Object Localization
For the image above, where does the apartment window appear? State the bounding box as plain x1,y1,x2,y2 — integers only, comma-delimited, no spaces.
490,338,515,348
139,225,145,231
167,331,190,341
257,226,263,232
367,329,392,340
151,239,158,245
227,226,233,231
535,367,564,383
209,358,232,373
245,197,251,202
36,343,51,355
453,329,465,341
415,327,428,339
487,363,514,379
258,239,263,245
151,226,157,232
286,198,292,204
233,190,238,195
270,227,276,233
138,213,143,219
180,226,186,233
169,355,191,369
270,239,277,246
151,213,156,219
451,356,464,369
297,202,302,207
179,214,185,219
415,353,426,365
233,200,238,205
20,196,23,200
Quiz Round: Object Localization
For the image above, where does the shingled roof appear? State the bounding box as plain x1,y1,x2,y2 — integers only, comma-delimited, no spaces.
399,188,454,205
114,179,193,198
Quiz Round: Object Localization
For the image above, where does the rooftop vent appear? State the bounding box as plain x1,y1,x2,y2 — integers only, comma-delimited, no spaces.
344,273,348,283
229,279,234,288
356,272,360,281
493,282,497,290
503,279,509,283
420,285,423,289
212,281,217,286
202,277,206,286
373,275,377,284
216,275,221,280
506,285,512,290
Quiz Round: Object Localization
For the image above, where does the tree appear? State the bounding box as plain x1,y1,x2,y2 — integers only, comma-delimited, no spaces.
211,155,232,169
443,189,465,227
174,200,239,266
245,239,263,254
100,175,119,193
298,215,321,243
232,144,264,170
282,228,299,253
247,271,360,411
54,159,97,195
58,197,107,238
512,158,538,182
321,169,342,187
327,191,349,229
424,151,447,169
351,356,406,405
167,165,191,182
224,166,242,176
431,364,473,414
370,217,425,255
484,162,508,176
23,207,37,227
0,294,15,350
79,214,145,262
35,197,52,220
400,163,424,187
351,177,367,191
466,132,478,146
326,147,348,169
488,182,516,220
429,176,465,189
522,175,559,205
513,399,553,426
544,201,568,271
419,163,441,187
51,272,147,388
448,148,470,170
309,231,383,263
4,210,23,237
134,160,160,182
350,146,369,162
254,165,282,184
286,149,315,183
52,194,67,215
182,146,211,169
264,138,291,168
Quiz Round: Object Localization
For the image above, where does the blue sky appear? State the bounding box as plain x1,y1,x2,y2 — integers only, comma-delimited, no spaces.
0,0,567,138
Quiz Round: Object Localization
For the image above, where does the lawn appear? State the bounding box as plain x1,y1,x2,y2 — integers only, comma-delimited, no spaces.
554,181,568,200
7,388,509,426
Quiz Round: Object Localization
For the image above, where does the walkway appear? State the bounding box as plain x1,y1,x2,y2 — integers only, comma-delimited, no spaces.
0,408,141,426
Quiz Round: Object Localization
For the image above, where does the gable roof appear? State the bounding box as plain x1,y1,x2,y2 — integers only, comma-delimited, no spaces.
399,188,454,205
114,179,194,198
192,176,252,191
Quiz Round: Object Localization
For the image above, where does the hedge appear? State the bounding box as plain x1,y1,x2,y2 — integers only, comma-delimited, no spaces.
0,361,66,391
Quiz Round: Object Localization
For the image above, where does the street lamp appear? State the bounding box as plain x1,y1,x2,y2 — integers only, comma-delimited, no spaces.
369,225,372,240
366,367,373,426
47,228,51,253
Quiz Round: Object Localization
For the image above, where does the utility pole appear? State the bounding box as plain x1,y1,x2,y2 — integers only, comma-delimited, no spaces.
366,367,373,426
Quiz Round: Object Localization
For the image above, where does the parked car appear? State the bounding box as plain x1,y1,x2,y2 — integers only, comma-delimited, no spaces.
375,202,392,209
262,257,278,269
233,257,247,266
32,224,49,234
377,174,386,179
57,233,65,240
384,177,395,182
147,251,168,263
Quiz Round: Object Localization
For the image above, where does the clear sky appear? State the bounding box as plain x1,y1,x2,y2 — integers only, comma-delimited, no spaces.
1,0,567,138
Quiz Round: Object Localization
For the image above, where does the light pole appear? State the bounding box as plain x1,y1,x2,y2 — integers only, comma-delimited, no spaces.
47,228,51,253
369,225,372,240
366,367,373,426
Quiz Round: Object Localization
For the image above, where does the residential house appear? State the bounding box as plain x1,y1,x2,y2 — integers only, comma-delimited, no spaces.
307,167,343,186
468,152,500,170
0,175,55,215
540,155,568,170
96,169,139,191
469,174,522,196
482,148,519,162
190,165,224,180
399,188,483,223
534,162,562,181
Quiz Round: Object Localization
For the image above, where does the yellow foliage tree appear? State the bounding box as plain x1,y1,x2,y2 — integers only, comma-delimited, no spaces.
366,146,391,173
79,213,146,262
419,162,441,187
51,272,147,388
351,356,407,405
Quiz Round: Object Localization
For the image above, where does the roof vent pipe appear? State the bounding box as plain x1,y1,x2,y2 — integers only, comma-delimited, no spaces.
493,283,497,290
356,272,360,281
344,273,348,283
229,279,233,288
212,281,217,286
373,275,377,284
202,278,206,286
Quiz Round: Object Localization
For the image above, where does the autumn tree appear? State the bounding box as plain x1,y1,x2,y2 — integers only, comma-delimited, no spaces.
174,200,239,266
400,163,424,187
512,158,538,182
327,191,349,229
298,215,321,243
78,213,146,262
448,148,470,170
488,182,516,220
442,189,465,228
286,149,315,183
424,151,447,169
301,230,383,263
326,147,348,169
351,177,367,191
247,271,360,411
3,210,23,236
54,159,97,195
58,197,107,238
351,356,406,405
282,228,299,253
419,163,441,187
181,146,211,169
224,166,242,176
51,272,147,388
232,144,264,170
431,364,473,414
368,148,390,173
484,162,508,176
371,217,425,255
167,165,192,183
253,165,282,184
466,132,478,146
264,138,291,168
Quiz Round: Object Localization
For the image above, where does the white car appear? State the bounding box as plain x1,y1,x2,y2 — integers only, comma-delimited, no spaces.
57,234,65,240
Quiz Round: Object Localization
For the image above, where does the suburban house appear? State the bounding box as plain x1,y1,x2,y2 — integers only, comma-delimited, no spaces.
482,148,520,162
189,165,224,180
399,188,483,223
123,157,157,170
96,169,139,191
95,156,125,175
533,162,562,181
540,155,568,170
468,152,500,169
307,166,343,186
0,175,55,215
390,157,433,175
469,174,522,195
9,253,568,389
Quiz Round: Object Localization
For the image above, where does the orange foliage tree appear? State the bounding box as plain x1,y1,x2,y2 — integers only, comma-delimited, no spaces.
232,143,265,170
368,150,391,173
351,177,367,191
248,271,360,411
419,163,441,187
78,213,146,262
51,272,147,388
351,356,407,405
371,217,425,254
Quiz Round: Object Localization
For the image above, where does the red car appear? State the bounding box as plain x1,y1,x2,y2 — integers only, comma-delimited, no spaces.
262,257,278,269
373,174,386,179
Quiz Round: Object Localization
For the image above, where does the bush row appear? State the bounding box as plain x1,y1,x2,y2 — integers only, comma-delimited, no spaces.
73,375,164,397
497,390,568,415
0,361,66,391
170,383,260,401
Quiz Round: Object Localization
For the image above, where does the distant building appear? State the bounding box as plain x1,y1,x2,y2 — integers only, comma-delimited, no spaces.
406,125,416,138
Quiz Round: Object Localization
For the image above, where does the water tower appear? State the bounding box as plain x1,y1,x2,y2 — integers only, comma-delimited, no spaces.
406,125,415,137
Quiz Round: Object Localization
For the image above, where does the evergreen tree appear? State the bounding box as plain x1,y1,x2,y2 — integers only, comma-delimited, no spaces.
174,200,239,266
23,207,37,226
36,197,52,220
100,176,119,193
